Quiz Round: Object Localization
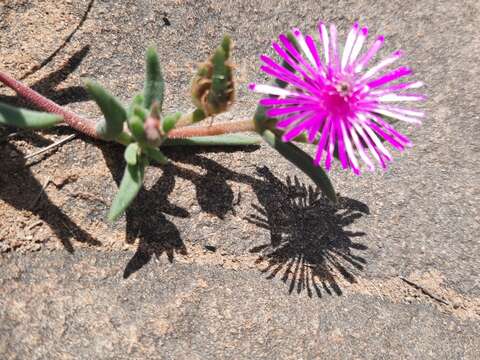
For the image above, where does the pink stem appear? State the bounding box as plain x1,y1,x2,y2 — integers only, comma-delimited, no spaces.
0,71,99,138
168,119,255,138
0,71,255,140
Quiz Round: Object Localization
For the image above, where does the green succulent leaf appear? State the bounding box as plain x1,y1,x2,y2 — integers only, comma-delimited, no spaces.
261,130,337,203
127,115,146,143
85,80,126,140
191,108,206,123
124,142,140,165
128,93,145,118
161,112,182,133
162,134,261,147
0,101,62,129
132,105,147,122
143,146,168,165
108,158,146,222
143,47,165,110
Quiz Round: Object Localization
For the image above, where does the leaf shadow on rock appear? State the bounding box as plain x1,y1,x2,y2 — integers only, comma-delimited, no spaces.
0,45,106,253
0,135,101,253
101,144,368,292
99,143,189,279
246,167,369,298
101,145,260,278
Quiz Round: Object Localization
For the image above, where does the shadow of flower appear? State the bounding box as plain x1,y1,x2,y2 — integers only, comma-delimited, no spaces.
247,167,369,298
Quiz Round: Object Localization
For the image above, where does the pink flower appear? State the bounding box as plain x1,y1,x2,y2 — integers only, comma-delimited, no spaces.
249,21,425,175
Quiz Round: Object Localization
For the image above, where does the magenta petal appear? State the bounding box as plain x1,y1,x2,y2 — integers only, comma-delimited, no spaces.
278,34,318,77
367,66,412,88
305,35,324,71
282,117,318,141
259,97,317,107
259,63,322,97
272,42,313,82
333,118,348,169
307,114,326,142
314,117,332,165
267,104,319,117
366,121,405,150
325,126,335,170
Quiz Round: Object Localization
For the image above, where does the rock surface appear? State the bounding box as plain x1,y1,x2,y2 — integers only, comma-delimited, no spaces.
0,0,479,358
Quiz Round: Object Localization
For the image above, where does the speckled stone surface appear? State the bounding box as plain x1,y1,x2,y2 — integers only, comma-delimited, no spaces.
0,0,479,358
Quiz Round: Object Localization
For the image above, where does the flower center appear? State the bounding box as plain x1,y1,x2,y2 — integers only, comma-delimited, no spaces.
321,80,356,117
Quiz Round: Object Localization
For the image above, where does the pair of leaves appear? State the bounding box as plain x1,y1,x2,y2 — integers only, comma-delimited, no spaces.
0,101,62,129
86,47,167,221
192,35,233,118
87,46,166,142
103,47,169,221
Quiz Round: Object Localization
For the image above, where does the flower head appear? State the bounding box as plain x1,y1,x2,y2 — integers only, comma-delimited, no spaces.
249,21,425,175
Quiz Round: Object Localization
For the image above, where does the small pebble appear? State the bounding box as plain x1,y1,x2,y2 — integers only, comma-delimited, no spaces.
204,245,217,252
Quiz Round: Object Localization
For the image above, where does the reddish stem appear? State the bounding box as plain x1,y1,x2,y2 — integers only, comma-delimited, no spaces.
168,119,255,138
0,71,99,138
0,71,255,140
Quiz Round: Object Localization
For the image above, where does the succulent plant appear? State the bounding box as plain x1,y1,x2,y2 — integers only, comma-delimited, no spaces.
0,20,424,225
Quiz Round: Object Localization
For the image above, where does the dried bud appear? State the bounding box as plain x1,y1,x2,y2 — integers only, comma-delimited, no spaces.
191,36,234,116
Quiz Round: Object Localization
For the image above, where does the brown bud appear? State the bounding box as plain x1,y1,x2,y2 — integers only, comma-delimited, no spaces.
191,46,235,116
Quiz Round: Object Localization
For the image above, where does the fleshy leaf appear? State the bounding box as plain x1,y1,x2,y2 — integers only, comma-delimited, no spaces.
128,93,145,118
262,130,337,203
85,80,126,140
124,142,139,165
127,115,146,143
133,105,147,122
108,159,146,221
0,101,62,129
143,146,168,164
191,108,206,123
143,47,165,110
161,112,182,133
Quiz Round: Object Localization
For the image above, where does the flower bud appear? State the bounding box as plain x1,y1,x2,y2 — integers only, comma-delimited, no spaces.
143,102,162,146
191,36,234,116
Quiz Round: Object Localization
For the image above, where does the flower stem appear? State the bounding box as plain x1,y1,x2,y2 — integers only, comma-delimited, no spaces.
0,71,99,138
167,119,255,138
0,71,256,141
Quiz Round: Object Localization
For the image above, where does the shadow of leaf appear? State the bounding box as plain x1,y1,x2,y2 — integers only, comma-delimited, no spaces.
99,143,189,279
0,45,90,108
0,140,100,252
100,144,259,278
246,167,369,298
